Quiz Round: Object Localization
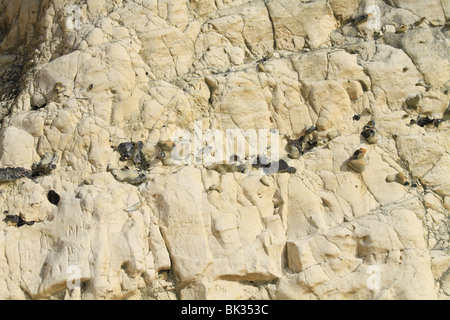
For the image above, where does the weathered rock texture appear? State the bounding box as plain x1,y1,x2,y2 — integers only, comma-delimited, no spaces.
0,0,449,300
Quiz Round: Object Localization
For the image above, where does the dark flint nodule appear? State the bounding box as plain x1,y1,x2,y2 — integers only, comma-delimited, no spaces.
47,190,60,205
3,215,35,227
361,128,375,138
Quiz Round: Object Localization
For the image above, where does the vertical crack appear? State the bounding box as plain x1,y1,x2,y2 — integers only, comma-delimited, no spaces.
264,0,277,51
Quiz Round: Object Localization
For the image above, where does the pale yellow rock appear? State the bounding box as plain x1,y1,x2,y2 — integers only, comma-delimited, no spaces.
430,251,450,279
330,0,361,22
342,80,364,101
0,126,35,167
305,80,353,132
208,2,274,58
0,0,448,301
277,209,435,299
366,44,424,110
189,0,217,16
424,193,445,212
393,0,446,25
444,197,450,211
266,0,336,50
211,71,273,130
396,132,448,181
348,157,367,173
142,167,214,283
87,0,106,18
85,27,106,46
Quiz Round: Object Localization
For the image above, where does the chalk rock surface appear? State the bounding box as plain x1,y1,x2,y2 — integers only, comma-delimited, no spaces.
0,0,449,300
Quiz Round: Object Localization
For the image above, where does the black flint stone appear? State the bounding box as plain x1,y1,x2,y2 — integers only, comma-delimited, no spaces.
361,129,374,138
416,116,443,127
47,190,60,206
3,215,35,227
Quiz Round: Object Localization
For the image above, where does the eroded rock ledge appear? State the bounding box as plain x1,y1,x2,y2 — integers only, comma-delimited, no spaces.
0,0,449,300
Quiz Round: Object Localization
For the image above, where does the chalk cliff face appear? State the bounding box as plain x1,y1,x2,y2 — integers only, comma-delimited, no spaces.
0,0,449,300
